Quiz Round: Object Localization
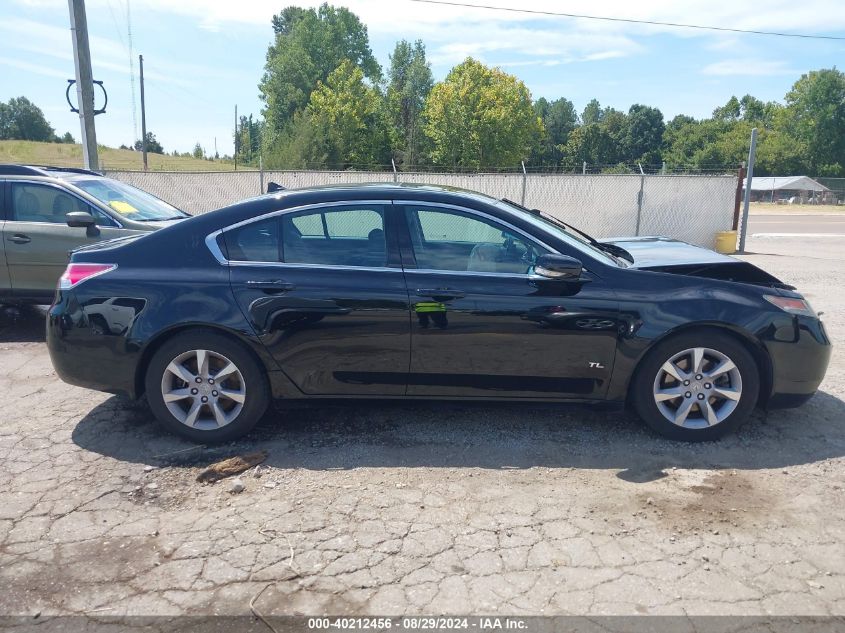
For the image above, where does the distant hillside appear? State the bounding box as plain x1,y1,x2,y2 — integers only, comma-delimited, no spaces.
0,140,237,172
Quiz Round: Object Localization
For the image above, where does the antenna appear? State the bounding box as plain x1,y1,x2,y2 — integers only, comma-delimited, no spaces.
127,0,138,143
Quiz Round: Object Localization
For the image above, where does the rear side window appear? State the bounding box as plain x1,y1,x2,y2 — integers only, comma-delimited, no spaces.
223,205,388,267
223,217,280,262
283,206,386,266
11,183,89,223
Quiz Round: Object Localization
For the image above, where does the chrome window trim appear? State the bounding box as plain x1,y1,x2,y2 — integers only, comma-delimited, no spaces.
231,261,400,273
220,200,393,233
204,198,591,281
205,230,227,265
403,268,532,280
8,178,125,228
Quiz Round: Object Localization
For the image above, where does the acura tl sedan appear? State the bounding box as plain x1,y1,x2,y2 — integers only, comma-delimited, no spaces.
46,184,831,442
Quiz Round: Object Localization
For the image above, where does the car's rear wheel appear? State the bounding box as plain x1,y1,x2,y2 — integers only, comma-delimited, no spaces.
145,330,269,443
631,330,759,441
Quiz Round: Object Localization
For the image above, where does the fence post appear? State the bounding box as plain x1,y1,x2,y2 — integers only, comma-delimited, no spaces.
582,161,586,175
732,163,746,230
635,172,645,236
738,128,758,253
259,155,264,194
391,159,398,183
520,161,527,206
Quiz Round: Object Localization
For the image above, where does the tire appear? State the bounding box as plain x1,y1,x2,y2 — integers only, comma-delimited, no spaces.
631,330,760,441
144,330,270,443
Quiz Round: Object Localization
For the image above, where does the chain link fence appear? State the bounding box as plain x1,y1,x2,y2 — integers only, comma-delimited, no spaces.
105,169,739,248
817,178,845,205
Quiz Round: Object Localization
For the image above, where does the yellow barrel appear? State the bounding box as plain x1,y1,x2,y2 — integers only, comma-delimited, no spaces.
714,230,737,254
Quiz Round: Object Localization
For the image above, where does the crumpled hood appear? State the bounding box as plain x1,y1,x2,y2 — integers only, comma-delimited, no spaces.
599,236,791,289
598,236,736,268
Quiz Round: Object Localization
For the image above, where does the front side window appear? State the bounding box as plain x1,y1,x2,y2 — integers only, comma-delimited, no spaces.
11,183,89,223
222,205,388,267
405,206,547,274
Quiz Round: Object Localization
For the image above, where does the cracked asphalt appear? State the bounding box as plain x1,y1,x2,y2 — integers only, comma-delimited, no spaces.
0,234,843,618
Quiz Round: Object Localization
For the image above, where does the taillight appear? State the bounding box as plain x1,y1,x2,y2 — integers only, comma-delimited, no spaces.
763,294,816,317
59,263,117,289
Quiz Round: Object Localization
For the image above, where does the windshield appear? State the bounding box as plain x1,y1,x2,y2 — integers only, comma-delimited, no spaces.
493,199,623,267
73,178,187,222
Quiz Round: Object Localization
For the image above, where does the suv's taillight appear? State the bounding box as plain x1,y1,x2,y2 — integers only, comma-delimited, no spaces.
59,263,117,289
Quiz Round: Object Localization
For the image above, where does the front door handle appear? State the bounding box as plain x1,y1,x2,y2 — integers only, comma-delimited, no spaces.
245,279,296,291
9,234,31,244
416,288,465,299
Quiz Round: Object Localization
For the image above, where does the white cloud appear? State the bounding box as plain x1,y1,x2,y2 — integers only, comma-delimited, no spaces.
0,56,69,79
701,59,797,76
15,0,845,72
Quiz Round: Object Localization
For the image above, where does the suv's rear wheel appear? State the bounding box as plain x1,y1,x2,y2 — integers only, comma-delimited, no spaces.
145,331,269,443
631,331,759,441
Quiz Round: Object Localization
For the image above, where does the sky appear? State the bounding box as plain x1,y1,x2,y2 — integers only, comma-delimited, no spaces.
1,0,844,156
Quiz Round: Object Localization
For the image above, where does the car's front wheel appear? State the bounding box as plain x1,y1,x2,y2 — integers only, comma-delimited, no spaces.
631,331,760,441
145,330,269,443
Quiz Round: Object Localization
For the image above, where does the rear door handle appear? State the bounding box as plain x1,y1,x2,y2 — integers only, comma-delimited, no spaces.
245,279,296,291
9,234,31,244
416,288,465,299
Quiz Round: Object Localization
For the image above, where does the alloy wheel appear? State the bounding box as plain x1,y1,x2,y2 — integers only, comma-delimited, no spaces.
652,347,742,429
160,349,246,430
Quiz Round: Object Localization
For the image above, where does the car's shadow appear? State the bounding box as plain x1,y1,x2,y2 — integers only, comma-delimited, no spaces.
72,390,845,481
0,305,47,343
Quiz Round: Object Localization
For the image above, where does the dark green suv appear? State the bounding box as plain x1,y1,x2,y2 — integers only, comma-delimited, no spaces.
1,165,188,304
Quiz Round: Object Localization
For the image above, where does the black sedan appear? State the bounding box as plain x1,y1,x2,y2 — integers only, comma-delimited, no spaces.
46,184,831,442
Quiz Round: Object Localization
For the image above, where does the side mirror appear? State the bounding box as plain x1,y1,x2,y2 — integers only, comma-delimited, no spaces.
66,211,96,228
533,254,583,280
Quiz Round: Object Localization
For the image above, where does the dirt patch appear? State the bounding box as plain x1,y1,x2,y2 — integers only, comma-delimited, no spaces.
636,470,777,533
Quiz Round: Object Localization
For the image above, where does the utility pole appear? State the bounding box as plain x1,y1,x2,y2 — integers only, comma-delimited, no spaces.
234,104,238,171
68,0,99,170
738,128,758,253
139,54,148,171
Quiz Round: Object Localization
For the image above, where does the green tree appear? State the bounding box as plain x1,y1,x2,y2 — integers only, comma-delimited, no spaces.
531,96,577,165
260,3,380,134
422,58,543,168
625,104,665,164
133,131,164,154
713,96,742,121
580,98,603,125
0,96,55,141
60,131,75,144
192,143,204,159
561,124,616,167
783,68,845,174
236,114,262,164
304,60,391,168
387,39,433,167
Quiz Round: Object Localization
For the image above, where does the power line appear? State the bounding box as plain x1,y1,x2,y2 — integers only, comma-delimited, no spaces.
408,0,845,41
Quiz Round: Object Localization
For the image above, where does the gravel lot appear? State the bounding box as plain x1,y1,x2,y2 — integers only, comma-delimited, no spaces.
0,234,843,618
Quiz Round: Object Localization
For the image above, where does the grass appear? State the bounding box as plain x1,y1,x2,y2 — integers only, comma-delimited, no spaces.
0,140,238,172
749,201,845,214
